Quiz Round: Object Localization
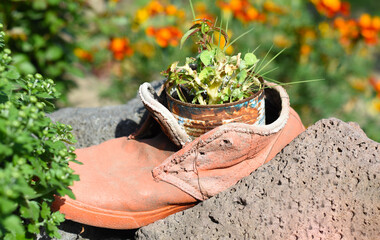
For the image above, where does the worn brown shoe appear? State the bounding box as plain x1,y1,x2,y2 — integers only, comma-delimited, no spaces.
52,82,305,229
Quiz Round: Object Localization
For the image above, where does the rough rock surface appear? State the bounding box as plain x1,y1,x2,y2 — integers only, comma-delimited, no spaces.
136,118,380,239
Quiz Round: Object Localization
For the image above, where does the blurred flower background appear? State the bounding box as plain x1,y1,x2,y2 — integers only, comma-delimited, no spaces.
0,0,379,141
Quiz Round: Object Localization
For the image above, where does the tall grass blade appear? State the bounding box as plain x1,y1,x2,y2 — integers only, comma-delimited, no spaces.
224,28,254,52
256,48,286,75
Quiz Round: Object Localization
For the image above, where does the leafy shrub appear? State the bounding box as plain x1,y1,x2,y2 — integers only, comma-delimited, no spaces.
0,24,79,239
0,0,85,105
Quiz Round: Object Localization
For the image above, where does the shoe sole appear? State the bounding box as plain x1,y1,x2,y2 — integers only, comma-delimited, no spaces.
52,196,196,229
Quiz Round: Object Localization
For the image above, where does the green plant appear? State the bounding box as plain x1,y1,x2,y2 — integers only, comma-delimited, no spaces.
0,0,85,105
163,18,265,105
0,24,79,239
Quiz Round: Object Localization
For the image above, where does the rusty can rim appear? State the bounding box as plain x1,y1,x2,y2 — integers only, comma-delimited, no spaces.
166,76,265,109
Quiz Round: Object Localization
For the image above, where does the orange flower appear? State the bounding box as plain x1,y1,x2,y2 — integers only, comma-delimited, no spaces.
147,26,182,48
165,5,177,15
370,76,380,97
146,0,164,15
339,1,350,16
312,0,350,18
109,37,134,60
300,44,312,64
134,1,186,26
74,48,93,62
333,17,359,45
300,44,312,56
218,0,264,23
358,14,380,45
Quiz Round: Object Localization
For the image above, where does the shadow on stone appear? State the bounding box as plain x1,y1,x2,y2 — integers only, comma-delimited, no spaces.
59,220,136,240
115,119,139,138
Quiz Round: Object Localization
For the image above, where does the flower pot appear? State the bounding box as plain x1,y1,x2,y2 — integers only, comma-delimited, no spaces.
166,81,265,139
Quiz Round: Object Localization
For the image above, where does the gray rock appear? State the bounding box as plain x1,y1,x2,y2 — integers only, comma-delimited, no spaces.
136,118,380,239
48,98,145,149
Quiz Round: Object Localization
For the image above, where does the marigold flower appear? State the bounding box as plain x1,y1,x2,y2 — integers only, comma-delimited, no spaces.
74,48,93,62
146,0,164,15
135,9,149,24
370,76,380,97
299,44,312,64
322,0,341,12
358,14,380,45
109,37,134,60
147,26,182,48
340,2,350,16
312,0,350,18
165,5,177,15
145,26,155,36
333,17,359,46
217,0,264,23
373,17,380,31
246,7,259,21
133,1,186,27
359,14,372,29
300,44,312,56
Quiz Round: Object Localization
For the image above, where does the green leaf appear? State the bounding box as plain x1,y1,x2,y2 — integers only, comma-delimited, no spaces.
65,65,84,78
20,201,40,221
32,35,46,50
214,48,226,62
198,67,214,81
51,211,65,223
200,50,213,66
180,28,198,49
33,0,48,9
40,202,51,219
45,46,63,61
3,215,24,236
244,53,259,66
237,70,247,83
28,224,40,234
5,67,20,80
0,198,18,215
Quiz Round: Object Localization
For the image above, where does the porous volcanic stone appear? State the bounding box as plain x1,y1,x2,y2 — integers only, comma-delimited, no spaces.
136,118,380,239
48,80,164,149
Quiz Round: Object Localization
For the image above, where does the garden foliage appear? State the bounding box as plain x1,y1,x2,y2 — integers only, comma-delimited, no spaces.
0,25,79,239
0,0,85,104
74,0,380,141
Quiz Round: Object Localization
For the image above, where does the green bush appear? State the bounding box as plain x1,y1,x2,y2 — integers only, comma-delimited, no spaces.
0,24,79,239
0,0,85,105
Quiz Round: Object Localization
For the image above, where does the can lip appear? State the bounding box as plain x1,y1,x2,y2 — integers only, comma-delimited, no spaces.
166,77,265,109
